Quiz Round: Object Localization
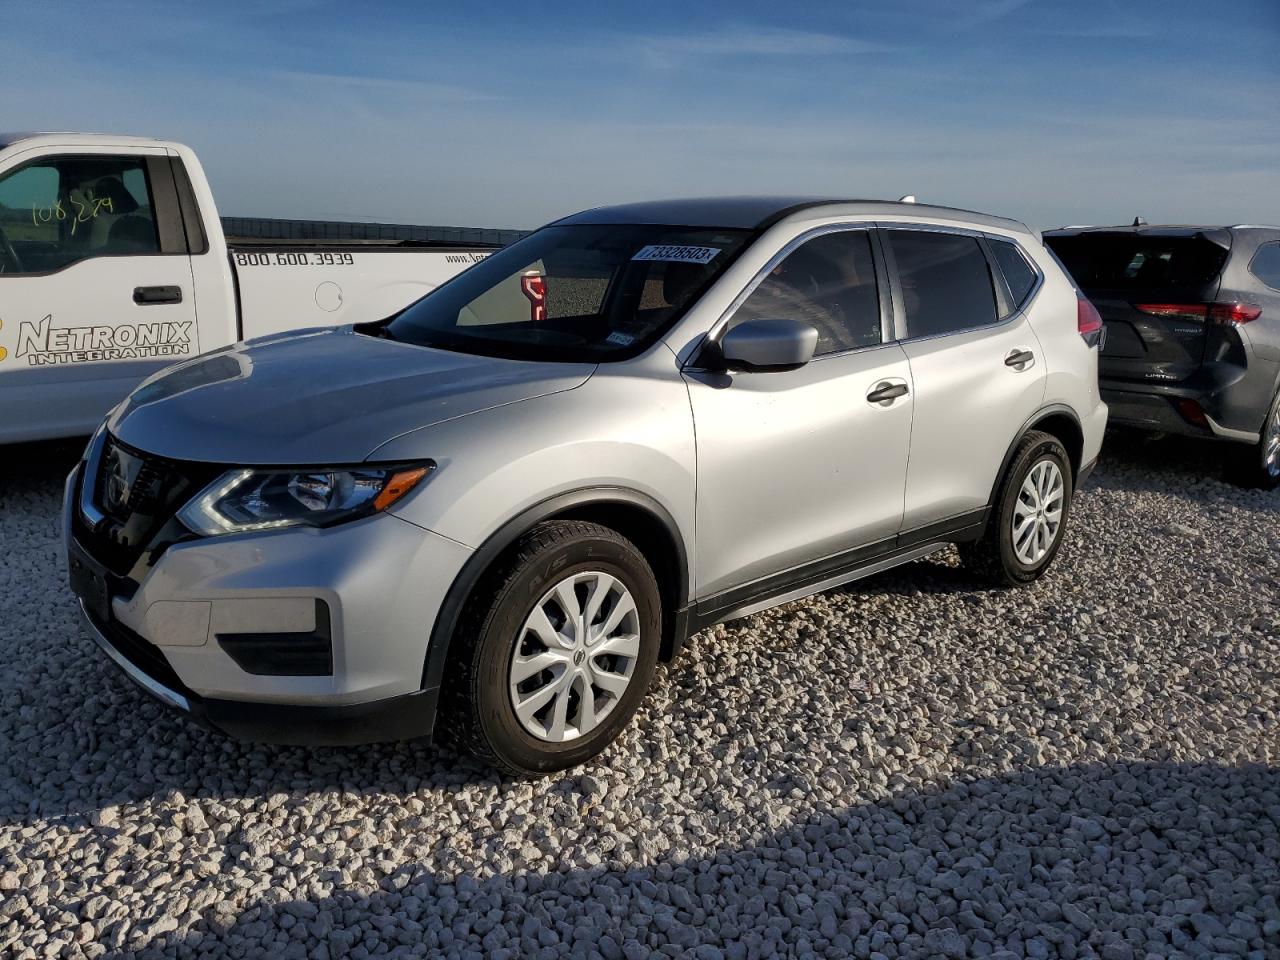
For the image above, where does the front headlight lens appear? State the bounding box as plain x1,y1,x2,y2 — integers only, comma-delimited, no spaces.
177,463,433,536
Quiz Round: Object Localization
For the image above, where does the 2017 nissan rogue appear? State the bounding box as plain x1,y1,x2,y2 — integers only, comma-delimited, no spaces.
65,198,1108,775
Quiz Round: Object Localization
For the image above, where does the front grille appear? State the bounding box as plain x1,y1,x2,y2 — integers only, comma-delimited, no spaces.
76,434,220,578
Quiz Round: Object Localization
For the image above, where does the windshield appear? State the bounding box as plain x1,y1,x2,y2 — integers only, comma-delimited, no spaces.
383,224,752,361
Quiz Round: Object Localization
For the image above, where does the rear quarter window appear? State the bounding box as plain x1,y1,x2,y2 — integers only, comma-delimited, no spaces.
989,238,1038,312
1249,241,1280,291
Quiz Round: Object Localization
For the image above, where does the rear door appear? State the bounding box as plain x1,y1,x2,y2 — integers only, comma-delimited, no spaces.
882,226,1047,531
1043,231,1229,384
0,147,198,441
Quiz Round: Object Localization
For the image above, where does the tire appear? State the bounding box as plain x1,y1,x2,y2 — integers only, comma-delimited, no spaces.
440,520,662,776
960,430,1074,587
1225,390,1280,491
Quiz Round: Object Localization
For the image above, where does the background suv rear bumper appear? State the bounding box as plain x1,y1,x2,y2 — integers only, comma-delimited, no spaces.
1100,360,1265,443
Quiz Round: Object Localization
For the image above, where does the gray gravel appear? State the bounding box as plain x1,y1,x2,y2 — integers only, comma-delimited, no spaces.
1,432,1277,959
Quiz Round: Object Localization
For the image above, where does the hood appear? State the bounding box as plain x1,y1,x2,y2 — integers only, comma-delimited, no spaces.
108,327,594,464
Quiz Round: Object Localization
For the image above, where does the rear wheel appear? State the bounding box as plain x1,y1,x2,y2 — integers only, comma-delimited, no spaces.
961,431,1073,586
1226,390,1280,490
441,520,661,776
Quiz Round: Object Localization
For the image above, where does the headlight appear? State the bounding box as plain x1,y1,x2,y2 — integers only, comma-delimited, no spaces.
176,463,433,536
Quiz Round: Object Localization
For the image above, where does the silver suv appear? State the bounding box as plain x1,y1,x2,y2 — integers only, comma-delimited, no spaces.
65,198,1108,775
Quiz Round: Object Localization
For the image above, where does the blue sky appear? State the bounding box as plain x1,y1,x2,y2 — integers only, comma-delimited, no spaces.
2,0,1277,231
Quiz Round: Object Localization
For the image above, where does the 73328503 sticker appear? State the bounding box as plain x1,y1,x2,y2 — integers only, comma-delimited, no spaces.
631,245,722,265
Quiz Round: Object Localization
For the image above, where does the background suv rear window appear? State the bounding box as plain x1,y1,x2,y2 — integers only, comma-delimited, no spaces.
1045,234,1228,289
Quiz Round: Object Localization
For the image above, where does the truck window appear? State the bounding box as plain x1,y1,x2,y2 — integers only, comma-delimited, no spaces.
0,155,161,275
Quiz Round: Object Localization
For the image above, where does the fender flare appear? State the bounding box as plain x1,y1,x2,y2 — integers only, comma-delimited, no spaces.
421,486,691,691
985,404,1085,512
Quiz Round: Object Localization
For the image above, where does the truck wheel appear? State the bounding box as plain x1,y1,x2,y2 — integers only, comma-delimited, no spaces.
441,520,661,776
1226,390,1280,491
960,431,1074,586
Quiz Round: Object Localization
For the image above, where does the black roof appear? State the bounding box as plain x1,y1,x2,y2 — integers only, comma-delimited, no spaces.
0,132,40,150
1044,224,1230,238
555,196,837,229
555,196,1029,232
1045,223,1278,241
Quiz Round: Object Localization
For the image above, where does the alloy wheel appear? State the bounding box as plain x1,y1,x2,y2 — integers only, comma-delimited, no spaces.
508,571,640,742
1264,403,1280,479
1012,459,1065,566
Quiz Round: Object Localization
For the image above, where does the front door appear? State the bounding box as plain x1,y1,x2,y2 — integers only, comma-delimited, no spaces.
685,227,913,605
0,149,198,441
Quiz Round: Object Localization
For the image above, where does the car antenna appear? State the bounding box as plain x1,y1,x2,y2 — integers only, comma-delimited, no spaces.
1132,216,1147,227
898,194,917,203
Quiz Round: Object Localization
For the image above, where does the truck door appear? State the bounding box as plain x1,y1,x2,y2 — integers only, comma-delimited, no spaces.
0,148,198,442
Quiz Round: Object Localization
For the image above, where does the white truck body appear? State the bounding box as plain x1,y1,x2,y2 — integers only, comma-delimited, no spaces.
0,133,495,444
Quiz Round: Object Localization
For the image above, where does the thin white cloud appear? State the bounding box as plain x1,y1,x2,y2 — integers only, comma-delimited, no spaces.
634,26,899,67
273,70,501,103
953,0,1037,30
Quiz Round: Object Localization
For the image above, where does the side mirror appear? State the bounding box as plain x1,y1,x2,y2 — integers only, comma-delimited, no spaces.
717,318,818,372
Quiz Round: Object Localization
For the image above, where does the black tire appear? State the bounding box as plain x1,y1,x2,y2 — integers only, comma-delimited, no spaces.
1225,390,1280,491
440,520,662,776
960,431,1074,587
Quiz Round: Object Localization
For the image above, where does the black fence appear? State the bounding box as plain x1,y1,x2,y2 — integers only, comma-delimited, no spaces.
221,216,528,248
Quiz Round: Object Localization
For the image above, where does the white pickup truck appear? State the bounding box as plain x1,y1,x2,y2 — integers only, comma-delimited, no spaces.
0,132,499,444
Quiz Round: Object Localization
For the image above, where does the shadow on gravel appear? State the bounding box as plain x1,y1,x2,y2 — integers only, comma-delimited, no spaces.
1089,428,1276,508
0,437,86,487
97,760,1279,959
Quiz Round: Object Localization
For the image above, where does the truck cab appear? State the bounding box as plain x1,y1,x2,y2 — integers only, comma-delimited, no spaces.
0,133,498,444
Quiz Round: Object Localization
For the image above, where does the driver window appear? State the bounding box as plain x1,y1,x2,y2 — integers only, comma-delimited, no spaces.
730,230,881,355
0,155,160,275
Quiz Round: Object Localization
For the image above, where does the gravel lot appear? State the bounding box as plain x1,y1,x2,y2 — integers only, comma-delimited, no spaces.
1,433,1277,959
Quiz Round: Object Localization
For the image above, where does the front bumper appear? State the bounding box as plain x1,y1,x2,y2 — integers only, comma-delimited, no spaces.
80,599,439,745
64,461,472,745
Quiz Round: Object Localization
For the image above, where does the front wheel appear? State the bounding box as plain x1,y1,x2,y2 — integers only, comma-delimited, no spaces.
441,520,662,776
961,431,1074,586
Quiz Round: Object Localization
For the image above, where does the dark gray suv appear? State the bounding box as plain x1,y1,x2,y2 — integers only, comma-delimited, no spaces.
1044,224,1280,487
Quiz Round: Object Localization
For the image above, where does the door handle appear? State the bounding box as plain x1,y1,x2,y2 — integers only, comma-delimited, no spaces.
133,285,183,305
1005,348,1035,369
867,381,909,404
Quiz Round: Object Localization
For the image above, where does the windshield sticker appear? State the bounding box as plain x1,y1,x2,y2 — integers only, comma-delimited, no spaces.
604,331,635,347
632,244,722,265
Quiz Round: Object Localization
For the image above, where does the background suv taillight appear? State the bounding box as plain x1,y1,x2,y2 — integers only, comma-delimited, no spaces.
1077,295,1104,347
1133,302,1262,325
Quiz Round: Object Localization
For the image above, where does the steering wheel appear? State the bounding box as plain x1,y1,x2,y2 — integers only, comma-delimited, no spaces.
0,224,22,274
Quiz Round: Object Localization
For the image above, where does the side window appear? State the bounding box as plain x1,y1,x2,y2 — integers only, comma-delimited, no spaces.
886,230,998,339
1250,241,1280,291
989,238,1038,313
730,230,881,356
0,155,160,275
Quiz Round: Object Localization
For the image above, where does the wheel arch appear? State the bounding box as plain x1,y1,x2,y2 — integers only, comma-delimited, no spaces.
422,487,692,693
987,405,1085,511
